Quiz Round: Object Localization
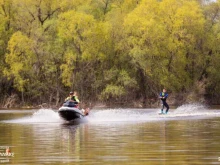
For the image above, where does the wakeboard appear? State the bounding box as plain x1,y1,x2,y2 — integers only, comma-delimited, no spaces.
158,113,167,115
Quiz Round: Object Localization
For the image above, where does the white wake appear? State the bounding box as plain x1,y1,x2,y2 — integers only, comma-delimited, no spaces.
4,109,62,124
88,104,220,123
3,104,220,124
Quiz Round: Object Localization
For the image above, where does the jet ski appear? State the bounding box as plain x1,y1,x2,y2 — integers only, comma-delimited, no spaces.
58,101,89,121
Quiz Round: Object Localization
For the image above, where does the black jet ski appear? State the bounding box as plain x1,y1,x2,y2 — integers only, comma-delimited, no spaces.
58,101,87,121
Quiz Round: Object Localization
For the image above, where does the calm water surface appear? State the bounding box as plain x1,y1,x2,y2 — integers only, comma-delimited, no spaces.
0,104,220,165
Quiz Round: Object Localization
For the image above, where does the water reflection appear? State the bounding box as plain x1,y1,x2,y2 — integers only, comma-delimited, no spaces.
59,120,220,165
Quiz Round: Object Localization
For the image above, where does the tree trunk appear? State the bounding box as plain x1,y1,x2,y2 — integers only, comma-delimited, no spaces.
138,68,147,108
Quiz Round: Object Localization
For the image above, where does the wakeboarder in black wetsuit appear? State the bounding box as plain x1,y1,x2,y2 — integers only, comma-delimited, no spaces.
159,89,169,114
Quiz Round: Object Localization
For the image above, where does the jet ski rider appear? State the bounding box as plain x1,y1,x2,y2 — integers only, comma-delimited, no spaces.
64,91,89,115
65,91,80,105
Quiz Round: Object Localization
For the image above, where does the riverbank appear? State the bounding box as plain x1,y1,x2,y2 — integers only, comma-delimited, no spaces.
0,90,219,109
1,100,220,110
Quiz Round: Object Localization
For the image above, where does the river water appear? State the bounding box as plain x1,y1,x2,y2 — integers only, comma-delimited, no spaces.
0,104,220,165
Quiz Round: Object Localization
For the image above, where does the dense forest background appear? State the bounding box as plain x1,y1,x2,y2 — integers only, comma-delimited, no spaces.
0,0,220,108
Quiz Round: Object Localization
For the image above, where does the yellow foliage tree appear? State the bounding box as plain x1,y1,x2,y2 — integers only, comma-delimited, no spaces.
123,0,205,93
4,31,34,92
58,10,110,87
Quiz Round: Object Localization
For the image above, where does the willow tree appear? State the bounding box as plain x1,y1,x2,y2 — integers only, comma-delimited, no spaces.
0,0,15,102
158,0,206,91
91,0,140,104
122,0,205,104
202,0,220,103
58,10,112,101
4,32,34,102
3,0,66,105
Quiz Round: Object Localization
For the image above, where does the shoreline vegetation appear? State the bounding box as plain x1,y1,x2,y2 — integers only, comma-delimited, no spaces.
1,0,220,109
0,91,218,109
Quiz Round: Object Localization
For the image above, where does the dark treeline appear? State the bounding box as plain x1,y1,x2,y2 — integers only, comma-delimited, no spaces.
0,0,220,108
